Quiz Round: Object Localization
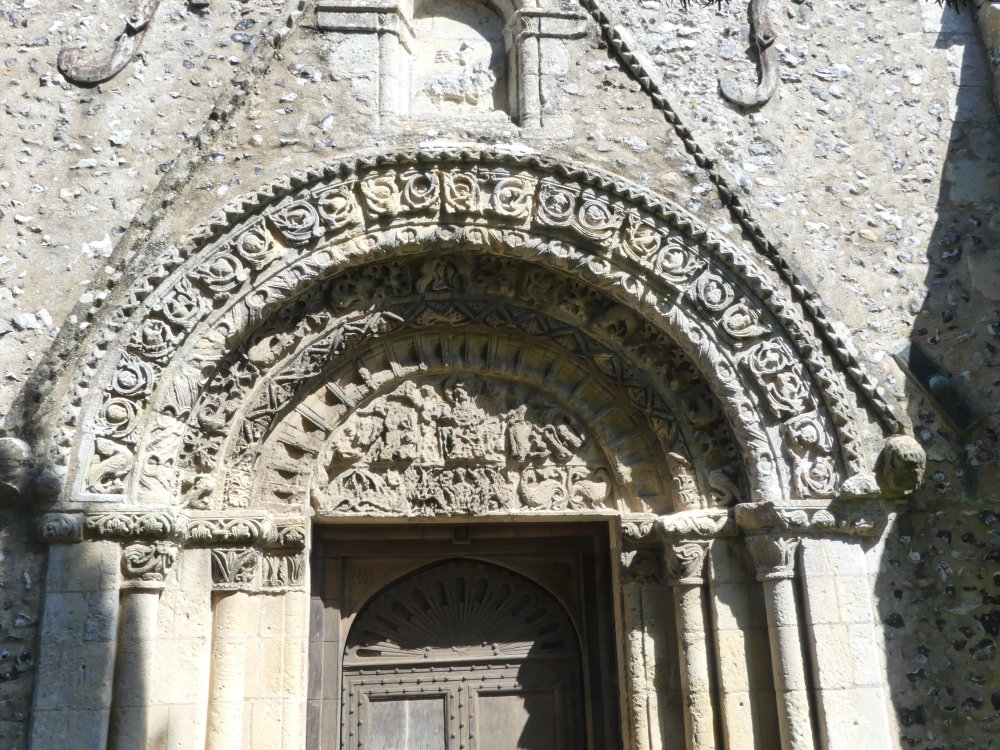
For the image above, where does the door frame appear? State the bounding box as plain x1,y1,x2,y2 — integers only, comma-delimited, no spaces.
306,520,624,750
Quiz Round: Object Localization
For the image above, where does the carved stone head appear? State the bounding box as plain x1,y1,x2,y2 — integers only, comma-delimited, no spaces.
875,435,926,498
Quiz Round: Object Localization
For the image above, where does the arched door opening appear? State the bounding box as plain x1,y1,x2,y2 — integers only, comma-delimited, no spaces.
309,522,623,750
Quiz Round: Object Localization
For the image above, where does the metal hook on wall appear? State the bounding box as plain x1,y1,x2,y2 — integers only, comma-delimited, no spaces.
57,0,166,85
719,0,780,108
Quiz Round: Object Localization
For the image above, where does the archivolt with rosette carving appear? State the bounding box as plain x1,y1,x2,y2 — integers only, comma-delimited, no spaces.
17,146,906,515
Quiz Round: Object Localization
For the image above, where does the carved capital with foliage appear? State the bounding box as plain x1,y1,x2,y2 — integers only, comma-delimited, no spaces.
210,547,262,591
121,541,179,589
744,533,799,582
665,541,710,586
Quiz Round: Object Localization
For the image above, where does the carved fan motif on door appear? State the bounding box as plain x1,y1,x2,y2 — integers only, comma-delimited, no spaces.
342,559,585,749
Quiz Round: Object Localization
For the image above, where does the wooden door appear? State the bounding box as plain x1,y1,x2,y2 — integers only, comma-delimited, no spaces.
341,559,584,750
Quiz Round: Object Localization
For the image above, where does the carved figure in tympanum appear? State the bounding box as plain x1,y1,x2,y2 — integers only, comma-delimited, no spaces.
312,376,612,516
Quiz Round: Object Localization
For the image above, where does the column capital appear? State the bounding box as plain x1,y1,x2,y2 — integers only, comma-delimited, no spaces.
664,540,711,586
121,540,178,590
744,533,800,582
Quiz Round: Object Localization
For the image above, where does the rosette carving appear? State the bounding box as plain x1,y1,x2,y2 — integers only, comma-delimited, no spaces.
721,303,769,340
230,223,281,270
190,255,249,294
654,236,705,285
747,341,814,418
536,180,578,227
694,273,735,313
619,213,663,261
360,171,399,215
574,193,624,242
315,182,362,230
490,174,534,219
400,170,440,212
442,170,481,213
267,201,323,246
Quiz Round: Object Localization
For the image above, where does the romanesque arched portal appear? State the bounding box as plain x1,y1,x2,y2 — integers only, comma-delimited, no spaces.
19,148,924,750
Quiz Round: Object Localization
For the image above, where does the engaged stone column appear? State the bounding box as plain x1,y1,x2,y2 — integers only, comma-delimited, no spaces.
30,535,121,749
665,540,717,750
109,541,178,750
744,533,816,750
377,19,402,120
205,548,260,750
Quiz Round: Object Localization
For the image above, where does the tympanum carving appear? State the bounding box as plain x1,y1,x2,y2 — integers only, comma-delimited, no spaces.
312,377,613,516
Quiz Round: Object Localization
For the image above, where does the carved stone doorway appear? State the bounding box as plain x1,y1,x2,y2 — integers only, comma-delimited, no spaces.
308,522,623,750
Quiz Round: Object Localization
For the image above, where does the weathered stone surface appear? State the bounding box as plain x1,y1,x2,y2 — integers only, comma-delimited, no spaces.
0,0,998,747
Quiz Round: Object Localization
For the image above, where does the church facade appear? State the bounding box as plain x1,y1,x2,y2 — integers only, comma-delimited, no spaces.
0,0,997,748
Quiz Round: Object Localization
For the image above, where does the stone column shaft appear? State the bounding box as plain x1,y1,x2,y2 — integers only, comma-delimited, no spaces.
746,534,816,750
666,541,717,750
108,590,160,750
518,35,542,128
378,29,401,119
109,541,177,750
206,590,253,750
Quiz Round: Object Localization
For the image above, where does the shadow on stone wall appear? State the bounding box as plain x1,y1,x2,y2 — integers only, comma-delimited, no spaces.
875,5,1000,748
0,510,45,747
